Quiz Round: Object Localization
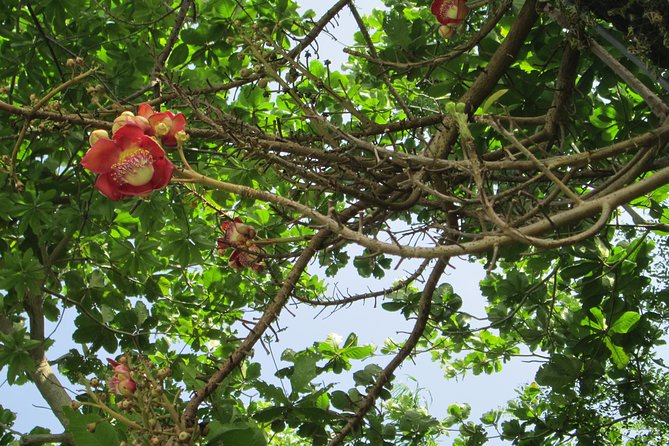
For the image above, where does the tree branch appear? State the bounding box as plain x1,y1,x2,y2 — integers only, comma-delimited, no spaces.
327,258,448,446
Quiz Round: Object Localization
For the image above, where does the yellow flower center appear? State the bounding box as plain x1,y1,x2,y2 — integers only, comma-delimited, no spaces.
112,147,154,186
155,121,171,136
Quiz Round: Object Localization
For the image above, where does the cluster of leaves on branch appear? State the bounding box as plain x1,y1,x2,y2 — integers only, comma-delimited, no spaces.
0,0,669,445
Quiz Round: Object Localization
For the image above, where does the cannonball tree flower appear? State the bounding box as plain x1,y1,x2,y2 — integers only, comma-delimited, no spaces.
81,124,174,201
218,218,257,249
107,358,137,396
137,103,187,148
431,0,469,27
229,244,264,273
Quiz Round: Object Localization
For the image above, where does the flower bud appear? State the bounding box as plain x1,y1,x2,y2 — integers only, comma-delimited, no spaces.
89,129,109,146
438,25,456,40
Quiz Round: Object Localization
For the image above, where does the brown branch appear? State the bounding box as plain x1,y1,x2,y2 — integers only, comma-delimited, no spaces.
294,259,430,307
23,292,72,428
180,158,669,258
327,258,448,446
589,39,669,121
19,433,74,446
151,0,195,81
288,0,352,59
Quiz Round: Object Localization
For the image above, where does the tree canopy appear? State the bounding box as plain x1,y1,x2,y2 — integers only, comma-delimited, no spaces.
1,0,669,445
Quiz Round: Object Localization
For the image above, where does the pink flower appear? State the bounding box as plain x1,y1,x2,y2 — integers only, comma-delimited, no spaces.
107,358,130,375
107,358,136,395
431,0,469,26
229,244,264,273
81,124,174,200
137,103,187,147
219,218,257,249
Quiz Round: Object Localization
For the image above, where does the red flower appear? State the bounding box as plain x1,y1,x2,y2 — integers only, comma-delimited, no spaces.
431,0,469,26
81,124,174,200
137,103,187,147
229,244,264,273
107,358,136,396
219,218,257,249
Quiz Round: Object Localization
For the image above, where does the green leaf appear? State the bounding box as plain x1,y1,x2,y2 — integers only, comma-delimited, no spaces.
535,355,582,390
480,89,508,114
608,311,641,334
206,421,267,446
330,390,353,411
603,337,630,369
289,351,320,396
168,43,189,66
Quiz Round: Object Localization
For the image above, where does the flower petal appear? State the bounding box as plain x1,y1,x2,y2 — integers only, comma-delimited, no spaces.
171,113,187,132
81,138,121,173
138,135,167,160
148,112,170,128
137,103,155,118
431,0,468,26
149,157,175,189
95,174,124,200
113,124,147,147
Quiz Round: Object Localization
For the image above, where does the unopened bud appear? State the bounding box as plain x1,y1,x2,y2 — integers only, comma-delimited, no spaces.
438,25,456,40
89,129,109,146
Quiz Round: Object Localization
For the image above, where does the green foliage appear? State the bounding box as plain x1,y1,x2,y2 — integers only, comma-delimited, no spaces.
0,0,668,445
